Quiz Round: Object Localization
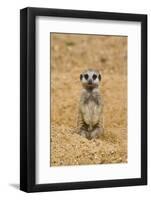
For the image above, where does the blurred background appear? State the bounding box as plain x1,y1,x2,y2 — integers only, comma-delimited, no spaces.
50,33,127,166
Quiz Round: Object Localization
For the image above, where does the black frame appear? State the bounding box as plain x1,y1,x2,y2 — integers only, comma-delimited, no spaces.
20,7,147,192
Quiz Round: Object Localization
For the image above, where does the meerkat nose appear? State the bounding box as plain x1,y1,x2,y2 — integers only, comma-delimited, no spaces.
88,79,92,84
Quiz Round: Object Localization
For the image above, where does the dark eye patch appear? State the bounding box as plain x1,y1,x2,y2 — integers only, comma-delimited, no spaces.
98,74,101,81
92,74,97,80
80,74,83,80
84,74,89,80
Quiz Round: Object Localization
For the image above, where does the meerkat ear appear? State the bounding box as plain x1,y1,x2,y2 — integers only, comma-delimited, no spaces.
80,74,83,80
98,74,101,81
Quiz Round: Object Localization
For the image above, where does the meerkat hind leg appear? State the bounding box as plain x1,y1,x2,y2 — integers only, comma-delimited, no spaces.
80,129,88,138
90,126,104,139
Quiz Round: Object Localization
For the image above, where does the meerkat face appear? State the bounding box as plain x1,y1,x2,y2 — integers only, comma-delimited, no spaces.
80,69,101,89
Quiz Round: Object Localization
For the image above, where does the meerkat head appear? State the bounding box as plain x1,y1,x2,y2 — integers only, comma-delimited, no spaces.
80,69,101,89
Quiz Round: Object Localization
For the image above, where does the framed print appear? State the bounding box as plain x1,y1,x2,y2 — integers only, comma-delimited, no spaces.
20,7,147,192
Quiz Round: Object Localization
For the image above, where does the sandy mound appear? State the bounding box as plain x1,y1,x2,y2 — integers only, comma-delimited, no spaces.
51,125,127,166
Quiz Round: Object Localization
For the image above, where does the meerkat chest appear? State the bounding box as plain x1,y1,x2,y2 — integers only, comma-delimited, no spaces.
85,95,99,116
85,92,100,105
81,92,101,126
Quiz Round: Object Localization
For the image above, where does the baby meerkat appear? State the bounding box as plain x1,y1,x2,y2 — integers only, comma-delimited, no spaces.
77,69,104,140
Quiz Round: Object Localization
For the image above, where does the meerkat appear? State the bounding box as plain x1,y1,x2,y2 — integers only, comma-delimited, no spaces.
77,69,104,140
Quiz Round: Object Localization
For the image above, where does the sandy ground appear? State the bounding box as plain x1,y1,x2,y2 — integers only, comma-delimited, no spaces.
50,33,127,166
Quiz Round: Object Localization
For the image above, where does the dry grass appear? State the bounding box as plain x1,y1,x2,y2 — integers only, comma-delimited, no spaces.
50,33,127,166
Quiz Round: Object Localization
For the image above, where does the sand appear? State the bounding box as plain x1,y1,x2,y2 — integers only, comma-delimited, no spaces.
50,33,127,166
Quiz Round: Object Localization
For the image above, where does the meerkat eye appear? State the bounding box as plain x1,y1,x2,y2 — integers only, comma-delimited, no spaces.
92,74,97,80
84,74,89,80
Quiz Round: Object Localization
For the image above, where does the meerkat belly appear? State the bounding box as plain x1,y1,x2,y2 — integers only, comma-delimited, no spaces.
83,100,100,128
